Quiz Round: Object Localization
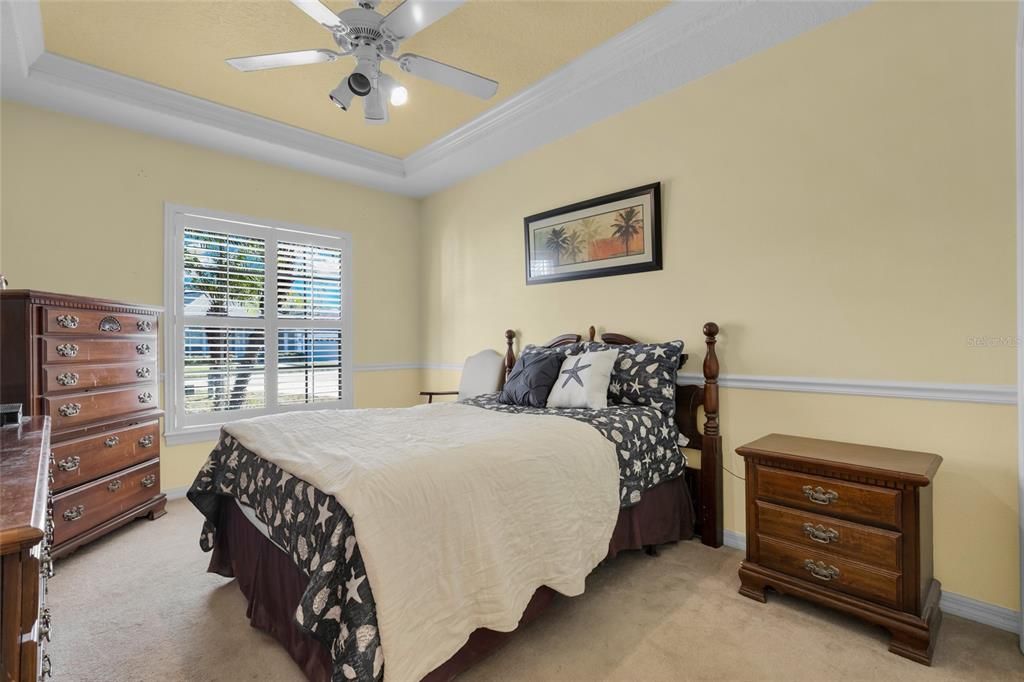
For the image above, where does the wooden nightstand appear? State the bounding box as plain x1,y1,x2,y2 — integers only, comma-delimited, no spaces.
736,434,943,665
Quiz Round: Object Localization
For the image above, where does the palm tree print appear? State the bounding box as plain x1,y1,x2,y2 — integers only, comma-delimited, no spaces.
565,230,585,263
544,226,570,263
610,207,643,256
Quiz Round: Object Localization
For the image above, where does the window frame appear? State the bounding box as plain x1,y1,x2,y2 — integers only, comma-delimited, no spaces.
163,203,354,445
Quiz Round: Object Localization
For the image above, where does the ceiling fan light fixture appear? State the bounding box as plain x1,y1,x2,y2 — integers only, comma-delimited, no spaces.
390,84,408,106
380,74,408,106
329,79,356,110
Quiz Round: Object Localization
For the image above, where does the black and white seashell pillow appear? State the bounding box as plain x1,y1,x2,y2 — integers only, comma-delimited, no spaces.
585,340,685,416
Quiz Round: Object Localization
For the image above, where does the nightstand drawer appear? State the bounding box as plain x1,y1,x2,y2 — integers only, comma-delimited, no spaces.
757,466,901,529
756,501,901,571
758,535,902,609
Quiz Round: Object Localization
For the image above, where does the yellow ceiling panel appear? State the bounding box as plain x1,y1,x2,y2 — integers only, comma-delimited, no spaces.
41,1,668,157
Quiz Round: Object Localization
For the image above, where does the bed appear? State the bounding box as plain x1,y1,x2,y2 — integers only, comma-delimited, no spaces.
187,323,724,682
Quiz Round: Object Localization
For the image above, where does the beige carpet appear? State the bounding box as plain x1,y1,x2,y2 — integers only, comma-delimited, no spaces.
47,499,1022,681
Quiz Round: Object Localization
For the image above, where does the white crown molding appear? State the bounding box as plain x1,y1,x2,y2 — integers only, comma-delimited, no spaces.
677,372,1017,405
0,0,867,198
721,531,1022,633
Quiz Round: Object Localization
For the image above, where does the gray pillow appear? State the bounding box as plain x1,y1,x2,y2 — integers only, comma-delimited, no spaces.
498,351,565,407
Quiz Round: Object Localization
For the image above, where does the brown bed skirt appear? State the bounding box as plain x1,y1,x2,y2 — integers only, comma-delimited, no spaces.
207,474,694,682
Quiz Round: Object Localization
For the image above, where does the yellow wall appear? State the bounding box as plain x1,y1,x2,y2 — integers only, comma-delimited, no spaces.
0,1,1018,612
419,2,1020,609
0,101,423,490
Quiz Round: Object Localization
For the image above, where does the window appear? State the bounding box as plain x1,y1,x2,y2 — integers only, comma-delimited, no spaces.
164,205,352,444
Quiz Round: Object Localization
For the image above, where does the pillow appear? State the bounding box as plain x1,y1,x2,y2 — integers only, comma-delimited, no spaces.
498,352,564,407
521,343,581,359
585,340,684,415
546,349,619,410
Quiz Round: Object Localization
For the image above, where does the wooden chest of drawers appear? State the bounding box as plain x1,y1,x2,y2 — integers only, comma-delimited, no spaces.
1,291,166,559
1,418,54,682
737,434,942,665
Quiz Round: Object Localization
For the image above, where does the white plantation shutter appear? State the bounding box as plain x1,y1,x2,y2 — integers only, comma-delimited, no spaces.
165,206,353,441
276,240,345,405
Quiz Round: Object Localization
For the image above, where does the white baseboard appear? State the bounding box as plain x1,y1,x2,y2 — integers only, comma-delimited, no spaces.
721,530,1021,633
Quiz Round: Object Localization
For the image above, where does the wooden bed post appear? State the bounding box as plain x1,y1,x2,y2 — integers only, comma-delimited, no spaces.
504,329,516,381
700,322,723,548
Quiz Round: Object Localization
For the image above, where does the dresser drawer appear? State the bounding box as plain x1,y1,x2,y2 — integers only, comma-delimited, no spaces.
43,307,158,336
42,362,156,393
757,535,902,609
756,466,901,529
756,501,901,571
52,460,160,546
50,421,160,493
41,337,156,364
44,384,158,430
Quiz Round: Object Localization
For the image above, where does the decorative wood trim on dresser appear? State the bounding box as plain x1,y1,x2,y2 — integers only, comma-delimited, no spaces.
1,291,166,560
736,434,943,665
0,417,53,681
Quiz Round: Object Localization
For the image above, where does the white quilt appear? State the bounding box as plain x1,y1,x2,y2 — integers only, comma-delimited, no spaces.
224,402,619,682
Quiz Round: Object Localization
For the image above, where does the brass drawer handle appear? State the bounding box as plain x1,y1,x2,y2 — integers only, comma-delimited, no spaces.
137,319,153,332
802,485,839,505
57,455,80,471
99,315,121,332
105,435,120,447
107,479,123,492
141,474,157,488
63,505,85,521
802,522,839,545
138,392,154,404
139,435,154,448
56,313,79,329
56,343,79,358
40,607,51,641
136,343,152,355
41,653,52,678
56,371,79,386
136,366,152,379
804,559,840,581
57,402,81,417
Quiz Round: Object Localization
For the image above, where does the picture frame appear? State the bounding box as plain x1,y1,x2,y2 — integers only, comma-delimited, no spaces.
523,182,662,285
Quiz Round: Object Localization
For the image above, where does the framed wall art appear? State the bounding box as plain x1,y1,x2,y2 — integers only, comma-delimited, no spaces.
523,182,662,285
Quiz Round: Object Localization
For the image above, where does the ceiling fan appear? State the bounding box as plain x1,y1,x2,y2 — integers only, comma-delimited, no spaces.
226,0,499,124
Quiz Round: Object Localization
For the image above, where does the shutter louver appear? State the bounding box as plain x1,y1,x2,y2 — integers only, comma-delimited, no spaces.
183,326,266,413
183,228,265,318
278,329,344,405
277,241,343,320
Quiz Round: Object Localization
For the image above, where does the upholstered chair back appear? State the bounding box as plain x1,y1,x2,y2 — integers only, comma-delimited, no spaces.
457,349,505,401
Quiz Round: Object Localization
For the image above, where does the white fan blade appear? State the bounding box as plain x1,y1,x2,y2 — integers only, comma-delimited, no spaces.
381,1,464,40
398,53,497,99
226,49,340,72
290,0,346,30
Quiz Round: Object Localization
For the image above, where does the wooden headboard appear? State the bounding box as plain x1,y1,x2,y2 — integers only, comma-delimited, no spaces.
500,323,723,549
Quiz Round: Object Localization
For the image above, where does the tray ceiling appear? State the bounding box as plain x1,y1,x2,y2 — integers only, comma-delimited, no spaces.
40,0,668,158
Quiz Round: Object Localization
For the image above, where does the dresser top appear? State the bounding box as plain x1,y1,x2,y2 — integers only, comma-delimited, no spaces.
737,433,942,486
0,417,51,554
1,289,162,313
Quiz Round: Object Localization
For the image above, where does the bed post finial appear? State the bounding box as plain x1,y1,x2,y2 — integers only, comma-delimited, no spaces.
700,321,723,548
702,322,720,437
504,329,516,380
588,325,596,342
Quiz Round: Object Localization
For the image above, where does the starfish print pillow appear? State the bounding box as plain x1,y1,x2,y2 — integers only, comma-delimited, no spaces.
546,349,620,410
586,340,685,416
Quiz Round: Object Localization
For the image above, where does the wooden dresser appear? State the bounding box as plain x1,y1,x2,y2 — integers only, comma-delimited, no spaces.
1,291,166,559
736,434,942,665
1,418,53,681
